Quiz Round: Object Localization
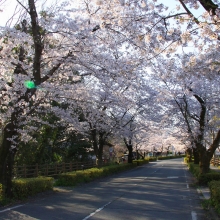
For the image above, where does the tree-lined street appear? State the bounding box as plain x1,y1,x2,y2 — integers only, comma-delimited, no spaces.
0,0,220,201
0,159,208,220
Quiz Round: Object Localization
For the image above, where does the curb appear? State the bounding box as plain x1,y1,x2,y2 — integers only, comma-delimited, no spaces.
197,187,210,200
197,187,220,220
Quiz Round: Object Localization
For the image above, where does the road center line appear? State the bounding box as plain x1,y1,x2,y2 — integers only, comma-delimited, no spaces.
0,205,24,213
82,201,112,220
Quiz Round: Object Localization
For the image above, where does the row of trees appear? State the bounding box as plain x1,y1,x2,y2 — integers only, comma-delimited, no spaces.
0,0,220,197
153,50,220,172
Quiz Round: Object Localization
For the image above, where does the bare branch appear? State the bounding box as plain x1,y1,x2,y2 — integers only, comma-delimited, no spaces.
28,0,43,85
16,0,29,12
179,0,200,24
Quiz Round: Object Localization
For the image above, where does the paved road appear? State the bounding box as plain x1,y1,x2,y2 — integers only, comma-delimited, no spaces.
0,158,208,220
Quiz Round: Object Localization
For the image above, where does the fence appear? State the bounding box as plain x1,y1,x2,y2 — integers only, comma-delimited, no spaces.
13,160,99,178
211,156,220,167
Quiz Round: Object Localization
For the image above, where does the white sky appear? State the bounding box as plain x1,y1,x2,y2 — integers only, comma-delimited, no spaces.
0,0,206,27
0,0,57,27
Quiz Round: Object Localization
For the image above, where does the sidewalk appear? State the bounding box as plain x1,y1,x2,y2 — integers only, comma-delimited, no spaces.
198,164,220,200
197,164,220,220
197,187,210,199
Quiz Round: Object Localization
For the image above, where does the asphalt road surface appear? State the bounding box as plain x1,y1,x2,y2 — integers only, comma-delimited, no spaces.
0,158,208,220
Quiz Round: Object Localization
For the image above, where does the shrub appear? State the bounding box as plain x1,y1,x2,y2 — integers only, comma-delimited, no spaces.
158,155,184,160
187,162,220,185
208,180,220,215
0,183,3,202
133,159,149,166
209,180,220,203
84,168,103,179
184,157,190,163
188,163,200,178
56,163,136,186
12,177,54,200
148,157,157,162
198,173,220,185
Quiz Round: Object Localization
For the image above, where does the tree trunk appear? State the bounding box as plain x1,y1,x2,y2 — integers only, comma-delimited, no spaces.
124,138,133,163
0,123,18,198
127,145,133,163
186,148,192,162
136,150,139,160
97,132,105,167
90,128,105,167
199,147,212,174
97,150,103,167
198,0,218,16
192,147,199,164
197,130,220,174
90,128,99,165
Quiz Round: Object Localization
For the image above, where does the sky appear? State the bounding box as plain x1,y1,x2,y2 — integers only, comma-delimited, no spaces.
0,0,56,27
0,0,24,26
0,0,206,27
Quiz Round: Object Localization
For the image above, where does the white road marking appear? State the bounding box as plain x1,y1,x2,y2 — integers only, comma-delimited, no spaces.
82,201,112,220
0,205,24,213
191,211,197,220
167,176,179,179
187,184,189,188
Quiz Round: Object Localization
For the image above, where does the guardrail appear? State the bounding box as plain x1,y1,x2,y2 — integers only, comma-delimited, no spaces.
13,160,101,178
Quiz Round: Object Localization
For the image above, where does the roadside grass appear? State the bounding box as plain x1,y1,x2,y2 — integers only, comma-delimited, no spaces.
0,177,54,206
186,162,220,185
208,180,220,215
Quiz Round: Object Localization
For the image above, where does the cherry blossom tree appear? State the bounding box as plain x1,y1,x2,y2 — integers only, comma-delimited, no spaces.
0,0,219,198
0,0,94,197
153,48,220,173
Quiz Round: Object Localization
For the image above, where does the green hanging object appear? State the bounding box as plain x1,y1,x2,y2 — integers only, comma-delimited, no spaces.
24,80,35,89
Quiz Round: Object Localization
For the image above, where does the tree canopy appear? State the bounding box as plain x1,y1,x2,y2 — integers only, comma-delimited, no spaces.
0,0,220,197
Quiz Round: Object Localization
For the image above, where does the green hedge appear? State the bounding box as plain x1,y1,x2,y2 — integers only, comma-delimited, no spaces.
158,155,185,160
55,163,136,186
148,157,157,162
188,162,200,178
198,173,220,185
12,177,54,200
184,157,190,163
0,177,54,204
187,162,220,185
133,159,149,166
208,180,220,215
185,160,220,215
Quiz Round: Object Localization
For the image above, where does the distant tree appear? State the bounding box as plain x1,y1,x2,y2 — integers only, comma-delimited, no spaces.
153,49,220,173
